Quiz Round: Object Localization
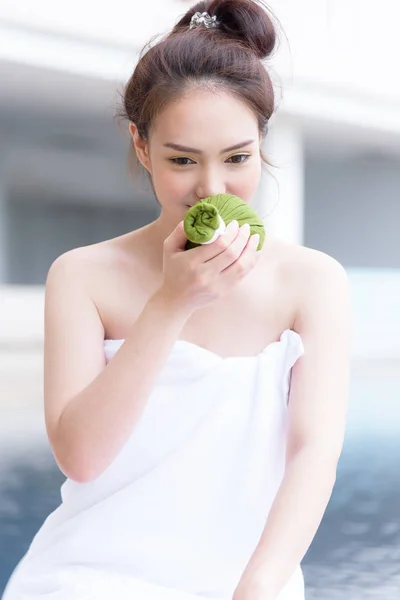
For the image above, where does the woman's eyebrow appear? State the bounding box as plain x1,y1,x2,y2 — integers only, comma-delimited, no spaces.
163,140,255,154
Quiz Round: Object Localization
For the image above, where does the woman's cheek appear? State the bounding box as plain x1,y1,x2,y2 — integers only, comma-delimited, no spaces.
234,174,260,200
152,170,176,195
154,170,191,202
167,171,193,195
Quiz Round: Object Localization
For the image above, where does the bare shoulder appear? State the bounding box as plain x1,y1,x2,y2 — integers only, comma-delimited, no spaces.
49,238,107,270
47,232,137,289
266,236,348,289
264,236,349,324
46,231,152,342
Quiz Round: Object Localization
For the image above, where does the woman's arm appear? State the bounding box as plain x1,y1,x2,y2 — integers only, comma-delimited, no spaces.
44,249,191,484
233,252,353,600
45,219,257,485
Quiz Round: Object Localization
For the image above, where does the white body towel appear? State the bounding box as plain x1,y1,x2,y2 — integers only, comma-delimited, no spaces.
3,329,305,600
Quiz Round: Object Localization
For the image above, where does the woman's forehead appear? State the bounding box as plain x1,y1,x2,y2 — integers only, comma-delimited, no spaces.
151,92,259,141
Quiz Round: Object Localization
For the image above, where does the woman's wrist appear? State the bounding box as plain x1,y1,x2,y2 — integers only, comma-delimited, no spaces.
150,288,194,323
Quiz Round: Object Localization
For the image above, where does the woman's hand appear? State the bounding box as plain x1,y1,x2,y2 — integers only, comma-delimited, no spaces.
158,219,261,313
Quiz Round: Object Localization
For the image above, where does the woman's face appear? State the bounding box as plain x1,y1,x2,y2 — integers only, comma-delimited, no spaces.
130,88,262,223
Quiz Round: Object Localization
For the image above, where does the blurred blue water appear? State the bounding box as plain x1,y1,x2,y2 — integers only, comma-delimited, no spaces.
1,376,399,599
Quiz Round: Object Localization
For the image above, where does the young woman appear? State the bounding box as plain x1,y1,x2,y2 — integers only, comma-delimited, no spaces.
3,1,352,599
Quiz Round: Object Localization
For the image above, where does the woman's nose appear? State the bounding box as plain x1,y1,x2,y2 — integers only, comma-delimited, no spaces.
195,169,225,200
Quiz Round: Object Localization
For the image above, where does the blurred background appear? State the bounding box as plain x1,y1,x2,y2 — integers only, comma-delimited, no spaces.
0,0,399,598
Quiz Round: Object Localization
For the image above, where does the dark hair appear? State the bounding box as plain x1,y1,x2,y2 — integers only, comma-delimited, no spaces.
116,0,280,175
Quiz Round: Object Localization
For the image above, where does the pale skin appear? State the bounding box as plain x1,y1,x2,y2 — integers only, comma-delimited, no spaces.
43,88,352,600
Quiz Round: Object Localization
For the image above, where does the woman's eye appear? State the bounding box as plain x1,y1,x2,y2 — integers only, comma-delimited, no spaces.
228,154,250,164
170,154,250,167
170,157,194,166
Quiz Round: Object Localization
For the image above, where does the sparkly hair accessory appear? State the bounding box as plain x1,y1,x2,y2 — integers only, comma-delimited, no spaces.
189,11,219,29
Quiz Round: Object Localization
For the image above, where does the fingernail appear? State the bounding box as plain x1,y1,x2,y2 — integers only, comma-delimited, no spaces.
241,223,250,233
228,220,239,229
252,234,260,245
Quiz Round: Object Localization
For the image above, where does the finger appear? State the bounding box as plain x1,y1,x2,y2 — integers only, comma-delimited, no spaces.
164,220,189,253
192,220,241,262
220,232,260,281
205,223,252,272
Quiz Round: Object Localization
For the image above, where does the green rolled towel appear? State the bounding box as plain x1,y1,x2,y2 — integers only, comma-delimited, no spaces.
183,193,265,251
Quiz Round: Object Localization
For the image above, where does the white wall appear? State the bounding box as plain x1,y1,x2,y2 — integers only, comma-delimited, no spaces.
304,153,400,268
1,0,399,102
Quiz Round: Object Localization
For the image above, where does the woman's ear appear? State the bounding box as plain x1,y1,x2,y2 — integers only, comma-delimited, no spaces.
129,123,152,174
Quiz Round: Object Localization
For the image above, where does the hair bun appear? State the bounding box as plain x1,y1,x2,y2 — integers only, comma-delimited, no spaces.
212,0,277,60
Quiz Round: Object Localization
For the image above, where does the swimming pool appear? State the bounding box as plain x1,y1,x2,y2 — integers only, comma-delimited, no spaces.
1,376,399,599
